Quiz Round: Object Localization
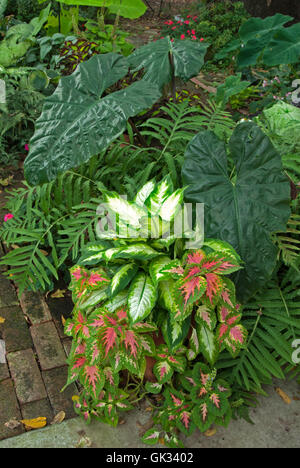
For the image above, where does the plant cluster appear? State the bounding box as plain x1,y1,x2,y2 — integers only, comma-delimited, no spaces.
0,2,300,448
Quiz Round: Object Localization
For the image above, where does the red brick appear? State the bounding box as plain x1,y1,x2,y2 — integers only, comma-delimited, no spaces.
0,379,24,441
20,291,52,325
7,348,47,404
30,321,67,370
42,366,77,419
0,306,33,353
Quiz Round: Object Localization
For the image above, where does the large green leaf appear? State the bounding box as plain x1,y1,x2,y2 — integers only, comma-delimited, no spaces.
0,0,7,18
263,22,300,66
127,273,157,323
128,37,208,91
24,53,161,185
55,0,147,19
182,122,291,302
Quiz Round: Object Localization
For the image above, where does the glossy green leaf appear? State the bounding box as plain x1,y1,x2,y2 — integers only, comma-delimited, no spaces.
55,0,147,19
108,263,138,298
182,122,290,302
197,325,219,365
128,273,157,323
24,54,161,185
128,37,208,91
263,22,300,66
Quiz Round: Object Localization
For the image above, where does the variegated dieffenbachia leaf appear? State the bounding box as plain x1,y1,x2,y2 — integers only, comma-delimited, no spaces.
197,324,219,365
114,243,162,261
134,179,156,207
158,279,180,318
102,190,146,229
145,175,174,216
149,255,172,285
158,188,185,222
128,273,157,324
108,263,138,298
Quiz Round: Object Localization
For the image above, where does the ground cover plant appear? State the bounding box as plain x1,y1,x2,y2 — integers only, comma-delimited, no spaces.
0,0,299,448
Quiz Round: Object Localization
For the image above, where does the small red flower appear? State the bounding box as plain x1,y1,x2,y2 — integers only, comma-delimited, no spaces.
200,38,204,42
24,144,29,151
4,213,14,222
180,34,185,40
184,20,190,24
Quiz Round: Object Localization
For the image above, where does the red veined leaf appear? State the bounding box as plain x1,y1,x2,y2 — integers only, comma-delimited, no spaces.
90,315,105,328
198,387,208,397
221,289,234,307
72,356,86,370
186,250,206,264
229,325,246,344
116,308,127,321
217,323,229,342
88,272,109,286
226,314,241,326
219,306,230,322
83,365,103,398
102,327,117,357
170,393,183,407
75,343,86,354
201,403,208,421
180,411,191,430
210,393,220,408
205,273,223,305
123,330,139,358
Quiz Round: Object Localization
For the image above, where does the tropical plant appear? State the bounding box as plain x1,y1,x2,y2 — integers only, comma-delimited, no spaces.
255,101,300,184
0,4,51,68
55,0,147,20
182,121,291,302
216,13,300,69
62,177,247,446
24,38,209,186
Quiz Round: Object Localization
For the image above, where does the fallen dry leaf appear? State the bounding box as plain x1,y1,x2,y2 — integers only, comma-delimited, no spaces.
51,289,66,298
4,418,21,430
20,417,47,430
204,428,217,437
0,316,5,324
75,436,92,448
0,176,13,187
51,411,65,425
61,315,66,327
159,437,165,445
275,388,291,404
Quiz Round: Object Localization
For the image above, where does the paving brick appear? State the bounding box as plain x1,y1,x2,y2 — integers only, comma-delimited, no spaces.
30,321,67,370
46,296,74,339
0,244,7,272
7,349,47,405
62,338,72,357
20,291,52,325
21,398,54,424
0,379,24,441
42,366,77,419
0,277,19,308
0,306,32,353
0,363,9,381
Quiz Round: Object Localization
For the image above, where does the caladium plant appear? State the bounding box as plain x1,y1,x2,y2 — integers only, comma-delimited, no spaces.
64,177,246,445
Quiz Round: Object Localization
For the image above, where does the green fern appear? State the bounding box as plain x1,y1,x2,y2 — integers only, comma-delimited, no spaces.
217,266,300,394
273,214,300,270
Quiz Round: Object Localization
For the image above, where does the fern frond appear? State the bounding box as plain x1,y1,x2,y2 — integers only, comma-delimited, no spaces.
217,269,300,393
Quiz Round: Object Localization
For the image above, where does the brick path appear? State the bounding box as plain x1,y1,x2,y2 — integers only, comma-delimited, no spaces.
0,242,77,441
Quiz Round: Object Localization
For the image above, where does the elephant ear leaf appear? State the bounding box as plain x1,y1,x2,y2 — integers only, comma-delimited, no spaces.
128,37,208,91
182,122,290,302
24,53,161,185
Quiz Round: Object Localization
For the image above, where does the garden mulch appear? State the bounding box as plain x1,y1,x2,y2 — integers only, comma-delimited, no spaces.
0,187,77,441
